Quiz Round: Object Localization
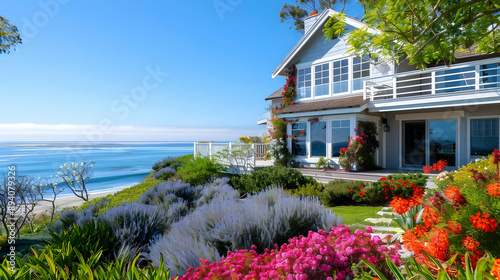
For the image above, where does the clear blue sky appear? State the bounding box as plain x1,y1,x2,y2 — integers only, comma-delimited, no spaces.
0,1,363,141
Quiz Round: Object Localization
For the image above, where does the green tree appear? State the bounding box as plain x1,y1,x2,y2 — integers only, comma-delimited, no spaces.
279,0,348,33
0,15,22,55
346,0,500,69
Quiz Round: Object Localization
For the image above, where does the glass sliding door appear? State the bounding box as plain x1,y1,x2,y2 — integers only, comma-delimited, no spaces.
403,121,426,166
429,120,456,166
310,121,327,157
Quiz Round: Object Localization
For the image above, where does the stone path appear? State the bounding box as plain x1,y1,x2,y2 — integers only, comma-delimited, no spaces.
366,207,412,258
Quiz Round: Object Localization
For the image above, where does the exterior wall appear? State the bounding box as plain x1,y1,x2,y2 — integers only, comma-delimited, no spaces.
294,24,355,65
383,104,500,170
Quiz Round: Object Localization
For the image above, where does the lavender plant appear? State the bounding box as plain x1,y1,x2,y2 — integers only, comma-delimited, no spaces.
152,166,176,180
147,187,343,276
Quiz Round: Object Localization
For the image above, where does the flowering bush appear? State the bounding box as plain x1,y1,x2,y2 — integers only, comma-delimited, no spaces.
268,105,294,167
423,159,448,174
339,121,380,172
397,149,500,268
147,187,343,276
178,226,401,280
152,166,176,180
281,66,297,109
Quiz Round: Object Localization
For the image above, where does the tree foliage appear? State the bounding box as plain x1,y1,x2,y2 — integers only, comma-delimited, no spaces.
279,0,347,33
346,0,500,69
56,161,96,201
0,15,21,55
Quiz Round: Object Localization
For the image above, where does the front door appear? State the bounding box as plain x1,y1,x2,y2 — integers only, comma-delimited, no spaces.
403,121,426,166
402,120,457,167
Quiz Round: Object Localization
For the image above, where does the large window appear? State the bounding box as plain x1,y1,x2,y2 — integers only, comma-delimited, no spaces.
310,121,327,157
352,57,370,91
332,59,349,94
332,120,350,157
297,68,311,99
314,63,330,97
291,123,307,156
470,118,499,156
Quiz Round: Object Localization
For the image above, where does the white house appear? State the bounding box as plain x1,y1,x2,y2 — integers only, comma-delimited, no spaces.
264,9,500,170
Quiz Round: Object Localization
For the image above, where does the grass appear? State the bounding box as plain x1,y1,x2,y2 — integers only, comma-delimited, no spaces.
0,231,50,257
79,177,166,215
327,205,384,225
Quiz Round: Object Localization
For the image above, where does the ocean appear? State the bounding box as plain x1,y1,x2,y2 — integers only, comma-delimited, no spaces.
0,142,193,197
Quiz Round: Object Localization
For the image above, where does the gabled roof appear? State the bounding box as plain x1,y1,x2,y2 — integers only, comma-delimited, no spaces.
272,9,372,78
265,87,284,101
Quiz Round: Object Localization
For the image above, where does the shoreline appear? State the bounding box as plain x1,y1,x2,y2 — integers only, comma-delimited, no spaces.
34,189,120,215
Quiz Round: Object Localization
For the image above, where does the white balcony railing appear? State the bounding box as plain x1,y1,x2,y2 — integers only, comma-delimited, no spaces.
194,142,272,168
363,57,500,100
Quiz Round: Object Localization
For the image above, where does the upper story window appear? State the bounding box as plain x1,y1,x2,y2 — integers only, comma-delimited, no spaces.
480,63,500,89
352,57,370,91
314,63,329,97
295,56,371,102
332,59,349,94
297,68,311,99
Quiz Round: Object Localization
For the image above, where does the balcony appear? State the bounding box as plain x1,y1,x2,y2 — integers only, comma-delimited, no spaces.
363,58,500,101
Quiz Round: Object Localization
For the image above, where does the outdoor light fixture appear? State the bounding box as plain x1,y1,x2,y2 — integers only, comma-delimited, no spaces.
382,118,390,132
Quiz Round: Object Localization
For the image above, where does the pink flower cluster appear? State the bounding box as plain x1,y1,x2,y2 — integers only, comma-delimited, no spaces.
179,226,402,280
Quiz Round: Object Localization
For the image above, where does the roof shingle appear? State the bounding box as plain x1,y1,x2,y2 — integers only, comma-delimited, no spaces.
278,95,367,114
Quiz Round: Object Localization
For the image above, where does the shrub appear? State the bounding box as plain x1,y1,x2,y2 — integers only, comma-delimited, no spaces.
153,156,178,171
177,226,401,280
99,202,169,256
195,177,239,207
315,156,330,169
339,121,380,171
138,180,196,209
79,179,164,215
152,166,176,180
366,173,428,205
231,167,316,195
321,179,366,206
147,187,343,276
290,182,324,198
47,219,116,262
176,156,222,186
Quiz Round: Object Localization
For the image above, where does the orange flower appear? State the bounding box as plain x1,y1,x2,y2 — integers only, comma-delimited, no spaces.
491,259,500,280
389,197,410,215
444,186,461,200
470,211,498,233
403,230,423,255
447,221,462,234
425,228,450,261
462,236,479,252
487,183,500,197
422,206,440,231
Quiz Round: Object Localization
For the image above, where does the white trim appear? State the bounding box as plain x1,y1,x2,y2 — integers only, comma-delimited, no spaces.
277,104,367,118
272,9,375,78
396,111,464,121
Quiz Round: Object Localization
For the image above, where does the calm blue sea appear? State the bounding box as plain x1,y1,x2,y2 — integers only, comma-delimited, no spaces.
0,142,193,197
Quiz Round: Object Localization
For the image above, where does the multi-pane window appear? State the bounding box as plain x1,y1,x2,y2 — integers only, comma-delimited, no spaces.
352,57,370,91
314,63,330,97
310,121,327,157
297,68,311,99
480,63,500,89
332,59,349,94
291,123,307,156
332,120,350,156
470,118,499,156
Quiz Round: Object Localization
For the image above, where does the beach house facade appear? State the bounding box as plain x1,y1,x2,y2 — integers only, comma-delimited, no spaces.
266,9,500,170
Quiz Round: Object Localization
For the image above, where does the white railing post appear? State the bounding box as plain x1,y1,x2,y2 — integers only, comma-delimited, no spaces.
251,143,256,167
194,142,197,158
475,65,480,90
370,86,375,101
209,142,212,159
363,80,367,100
431,71,436,94
229,142,232,154
392,77,397,98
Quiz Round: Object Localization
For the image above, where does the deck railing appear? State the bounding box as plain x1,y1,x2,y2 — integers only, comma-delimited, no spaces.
194,142,271,168
363,57,500,100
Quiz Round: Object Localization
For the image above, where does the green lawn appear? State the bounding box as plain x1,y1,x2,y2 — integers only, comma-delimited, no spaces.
327,206,383,225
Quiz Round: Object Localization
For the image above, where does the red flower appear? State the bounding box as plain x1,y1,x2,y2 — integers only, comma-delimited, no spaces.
350,189,353,194
380,177,387,181
487,183,500,197
462,236,479,252
444,186,461,201
491,259,500,279
470,211,498,233
493,148,500,165
299,130,304,135
447,221,462,234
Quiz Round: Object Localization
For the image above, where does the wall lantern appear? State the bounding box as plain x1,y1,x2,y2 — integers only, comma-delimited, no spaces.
382,118,390,132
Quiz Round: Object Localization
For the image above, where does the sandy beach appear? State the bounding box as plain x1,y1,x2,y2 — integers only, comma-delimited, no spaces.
34,190,119,215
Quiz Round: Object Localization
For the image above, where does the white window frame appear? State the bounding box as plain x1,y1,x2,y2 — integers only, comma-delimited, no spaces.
295,56,372,102
467,115,500,160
